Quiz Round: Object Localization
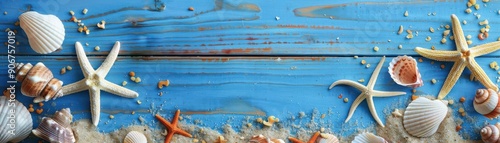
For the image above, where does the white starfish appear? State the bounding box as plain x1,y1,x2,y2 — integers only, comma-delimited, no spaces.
329,56,406,127
60,41,139,127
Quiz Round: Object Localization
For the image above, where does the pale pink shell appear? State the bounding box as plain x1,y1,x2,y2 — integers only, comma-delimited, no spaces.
481,123,500,143
388,55,423,88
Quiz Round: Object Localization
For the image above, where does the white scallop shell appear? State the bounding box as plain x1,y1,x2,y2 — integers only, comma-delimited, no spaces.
351,132,387,143
19,11,65,54
388,55,423,88
316,133,339,143
32,108,75,143
0,96,33,143
403,97,448,137
124,131,147,143
474,89,500,119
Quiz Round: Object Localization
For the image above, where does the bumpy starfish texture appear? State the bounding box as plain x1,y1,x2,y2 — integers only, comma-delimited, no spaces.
156,110,193,143
288,131,320,143
61,41,139,127
415,14,500,99
329,56,406,127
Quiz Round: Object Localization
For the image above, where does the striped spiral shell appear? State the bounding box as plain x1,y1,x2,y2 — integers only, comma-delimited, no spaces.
32,108,75,143
15,62,64,103
481,123,500,143
474,88,500,119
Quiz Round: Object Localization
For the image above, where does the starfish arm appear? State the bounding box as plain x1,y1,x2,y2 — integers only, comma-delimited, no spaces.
307,131,320,143
172,110,181,126
367,56,385,89
366,97,385,127
288,137,304,143
345,94,366,123
467,58,499,91
89,87,101,126
61,79,88,96
437,61,467,99
155,114,174,130
164,132,174,143
372,90,406,97
96,41,120,77
470,41,500,56
451,14,469,52
75,42,95,77
329,80,367,91
414,47,459,61
100,80,139,98
176,128,193,138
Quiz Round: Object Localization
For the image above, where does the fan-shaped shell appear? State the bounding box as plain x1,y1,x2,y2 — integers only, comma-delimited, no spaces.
32,108,75,143
15,62,64,103
388,55,423,88
403,97,448,137
351,132,388,143
316,133,339,143
0,96,33,143
474,88,500,119
19,11,65,54
249,134,284,143
124,131,147,143
481,123,500,143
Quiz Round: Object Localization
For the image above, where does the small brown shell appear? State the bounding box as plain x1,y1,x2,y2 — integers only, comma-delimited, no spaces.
481,123,500,143
15,62,63,103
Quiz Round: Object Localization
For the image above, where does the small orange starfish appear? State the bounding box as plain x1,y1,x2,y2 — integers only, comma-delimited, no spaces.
288,131,320,143
155,110,193,143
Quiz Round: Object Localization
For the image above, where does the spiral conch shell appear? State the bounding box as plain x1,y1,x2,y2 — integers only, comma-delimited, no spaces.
481,123,500,143
15,62,64,103
473,88,500,119
315,133,339,143
32,108,75,143
351,132,388,143
248,134,285,143
403,97,448,137
388,55,423,88
19,11,65,54
124,131,147,143
0,96,33,143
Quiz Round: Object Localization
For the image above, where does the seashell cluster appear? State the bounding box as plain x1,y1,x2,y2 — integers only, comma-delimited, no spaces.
124,131,147,143
403,97,448,137
388,55,423,88
316,133,339,143
15,62,64,103
473,88,500,119
248,134,285,143
351,132,388,143
481,123,500,143
32,108,75,143
0,96,33,143
19,11,65,54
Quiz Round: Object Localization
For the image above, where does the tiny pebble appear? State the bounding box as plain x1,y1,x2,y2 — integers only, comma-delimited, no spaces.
94,46,100,51
134,77,142,83
60,67,66,74
404,10,409,17
66,66,72,70
431,79,437,84
343,98,349,103
466,35,472,39
275,16,280,21
82,8,88,14
122,81,127,86
440,64,445,69
458,107,465,113
373,46,379,52
361,60,366,65
398,45,402,49
429,27,434,33
456,125,462,131
129,71,135,77
425,36,432,42
354,56,358,59
130,76,136,81
411,95,418,100
188,7,194,11
109,115,114,119
358,79,365,83
460,97,465,103
3,11,7,15
338,94,342,99
366,64,371,68
69,10,75,16
137,100,142,104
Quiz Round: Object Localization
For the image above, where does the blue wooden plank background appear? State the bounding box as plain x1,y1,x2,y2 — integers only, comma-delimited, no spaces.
1,0,500,142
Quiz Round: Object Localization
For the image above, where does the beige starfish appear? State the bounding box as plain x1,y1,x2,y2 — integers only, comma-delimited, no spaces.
329,56,406,127
415,14,500,99
61,41,139,127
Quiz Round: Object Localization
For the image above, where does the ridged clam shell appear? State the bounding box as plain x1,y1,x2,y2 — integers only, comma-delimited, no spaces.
474,89,500,119
19,11,65,54
32,108,75,143
15,62,64,103
351,132,388,143
403,97,448,137
481,123,500,143
0,96,33,143
388,55,423,88
248,134,284,143
124,131,147,143
316,133,339,143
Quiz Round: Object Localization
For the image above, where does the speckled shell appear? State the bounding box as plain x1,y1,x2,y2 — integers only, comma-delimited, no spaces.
15,62,64,103
315,133,339,143
388,55,423,88
32,108,75,143
0,96,33,143
403,97,448,137
481,123,500,143
19,11,65,54
351,132,388,143
474,89,500,119
248,134,284,143
124,131,147,143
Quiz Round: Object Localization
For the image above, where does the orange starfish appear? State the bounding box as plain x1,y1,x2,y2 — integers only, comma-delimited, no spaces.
155,110,193,143
288,131,320,143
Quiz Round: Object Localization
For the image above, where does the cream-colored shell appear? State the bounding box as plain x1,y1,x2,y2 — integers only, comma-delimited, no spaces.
474,89,499,115
0,96,33,143
19,11,65,54
124,131,147,143
248,134,284,143
351,132,387,143
316,133,339,143
403,97,448,137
